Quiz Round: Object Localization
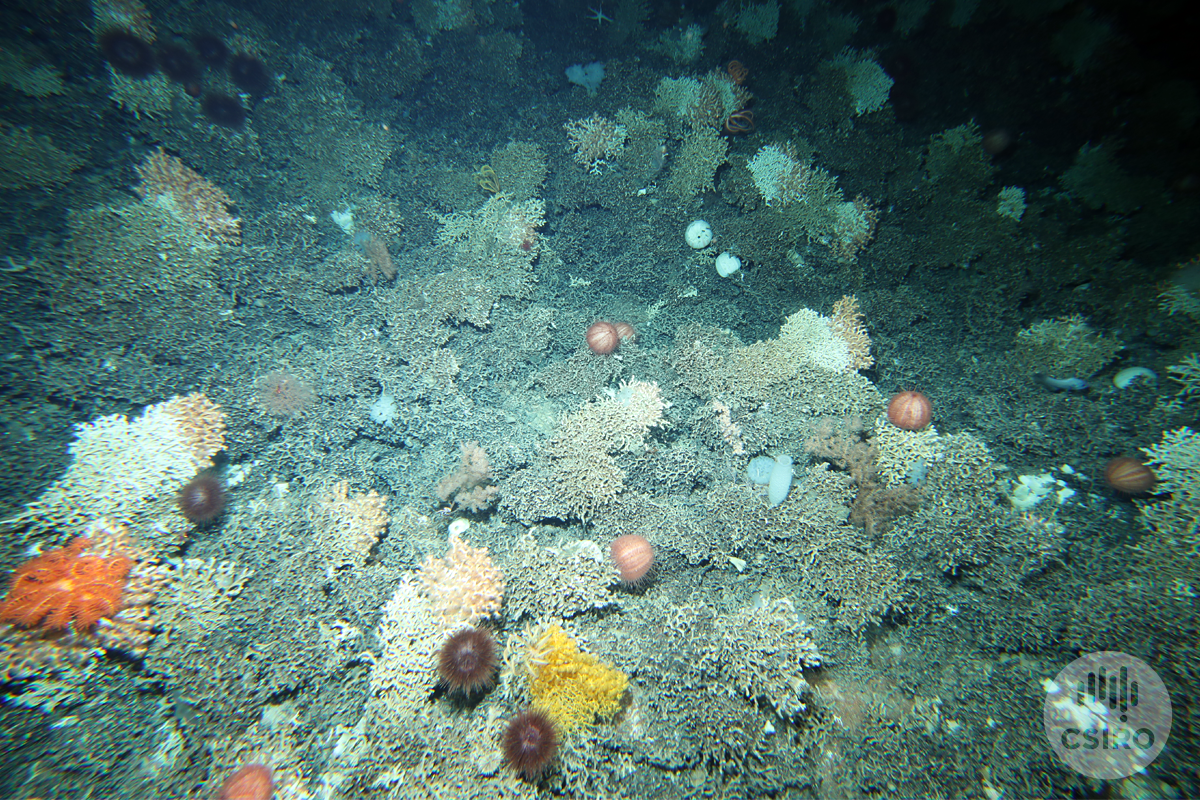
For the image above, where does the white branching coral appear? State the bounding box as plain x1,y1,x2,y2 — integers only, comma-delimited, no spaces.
1139,427,1199,543
747,143,813,207
828,294,874,372
711,399,746,455
309,480,389,567
829,50,894,116
830,195,880,264
564,113,627,172
502,379,672,523
15,393,226,541
542,378,670,519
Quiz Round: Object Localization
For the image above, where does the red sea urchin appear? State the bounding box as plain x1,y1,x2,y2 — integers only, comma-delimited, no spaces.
203,92,246,128
438,627,497,696
98,29,156,78
215,763,273,800
177,473,226,523
503,709,558,780
586,321,619,355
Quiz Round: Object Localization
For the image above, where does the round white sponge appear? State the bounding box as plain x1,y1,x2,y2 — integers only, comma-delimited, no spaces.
685,219,713,249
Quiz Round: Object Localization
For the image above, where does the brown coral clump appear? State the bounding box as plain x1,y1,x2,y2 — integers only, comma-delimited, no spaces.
436,442,499,513
360,232,396,282
134,148,241,245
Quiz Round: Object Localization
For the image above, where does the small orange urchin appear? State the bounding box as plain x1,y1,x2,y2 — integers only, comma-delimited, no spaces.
610,534,655,585
216,763,274,800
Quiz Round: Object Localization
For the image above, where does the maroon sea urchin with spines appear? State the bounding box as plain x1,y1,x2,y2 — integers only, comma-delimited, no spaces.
503,709,558,780
177,472,226,523
438,627,497,695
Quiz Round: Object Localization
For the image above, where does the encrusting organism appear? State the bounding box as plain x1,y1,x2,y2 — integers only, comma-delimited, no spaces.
0,537,132,633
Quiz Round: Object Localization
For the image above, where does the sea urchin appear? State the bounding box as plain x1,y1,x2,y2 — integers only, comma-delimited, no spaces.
229,53,271,95
177,473,226,523
98,29,156,78
192,33,229,67
438,626,497,696
156,43,201,84
202,92,246,128
502,709,558,781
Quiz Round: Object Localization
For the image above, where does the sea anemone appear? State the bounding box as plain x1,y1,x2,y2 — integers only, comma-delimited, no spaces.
503,709,558,781
192,33,229,66
438,626,497,696
98,29,156,78
156,43,201,84
255,370,315,417
229,53,271,95
177,473,226,523
203,92,246,128
0,537,132,633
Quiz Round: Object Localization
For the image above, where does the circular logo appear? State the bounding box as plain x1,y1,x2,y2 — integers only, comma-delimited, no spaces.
1043,651,1172,779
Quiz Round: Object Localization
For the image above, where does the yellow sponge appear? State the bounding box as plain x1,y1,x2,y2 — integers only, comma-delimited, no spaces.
526,624,628,731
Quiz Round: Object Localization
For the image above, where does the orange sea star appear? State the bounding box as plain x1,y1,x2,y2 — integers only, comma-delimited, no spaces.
0,537,132,634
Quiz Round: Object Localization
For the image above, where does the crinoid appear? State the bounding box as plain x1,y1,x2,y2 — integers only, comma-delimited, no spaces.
727,60,749,85
723,109,755,135
0,538,132,634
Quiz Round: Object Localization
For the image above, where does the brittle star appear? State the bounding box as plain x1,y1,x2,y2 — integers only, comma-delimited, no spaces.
588,3,612,24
